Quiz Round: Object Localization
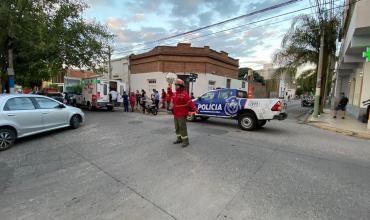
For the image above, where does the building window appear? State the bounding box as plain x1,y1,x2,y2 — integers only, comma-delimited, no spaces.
226,78,231,88
242,81,246,88
148,79,157,92
208,80,216,90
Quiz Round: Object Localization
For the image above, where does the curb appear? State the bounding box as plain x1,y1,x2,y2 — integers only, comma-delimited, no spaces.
306,121,370,140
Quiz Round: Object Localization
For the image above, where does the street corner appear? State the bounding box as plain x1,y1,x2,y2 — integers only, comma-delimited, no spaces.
307,120,370,140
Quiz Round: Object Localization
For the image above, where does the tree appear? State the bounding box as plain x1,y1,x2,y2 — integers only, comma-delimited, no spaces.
238,67,265,85
0,0,112,88
274,14,339,111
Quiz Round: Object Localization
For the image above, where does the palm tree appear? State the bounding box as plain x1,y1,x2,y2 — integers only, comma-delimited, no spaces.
274,13,339,111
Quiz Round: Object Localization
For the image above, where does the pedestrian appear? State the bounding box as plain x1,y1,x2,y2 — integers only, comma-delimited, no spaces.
333,92,349,119
172,79,197,148
151,89,156,102
154,90,160,110
109,89,118,112
135,90,141,109
161,89,167,109
141,90,147,114
122,91,129,112
166,86,173,111
129,92,136,112
190,92,195,99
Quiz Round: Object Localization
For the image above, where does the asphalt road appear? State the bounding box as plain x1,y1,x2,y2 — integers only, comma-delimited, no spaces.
0,101,369,220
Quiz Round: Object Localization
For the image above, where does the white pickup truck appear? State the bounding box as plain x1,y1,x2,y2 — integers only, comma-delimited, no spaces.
187,88,287,130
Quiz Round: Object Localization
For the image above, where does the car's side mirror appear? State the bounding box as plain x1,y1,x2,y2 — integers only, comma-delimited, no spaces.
58,104,65,108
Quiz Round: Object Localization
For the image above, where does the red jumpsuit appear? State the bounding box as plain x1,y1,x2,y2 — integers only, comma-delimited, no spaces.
172,88,196,144
172,89,196,118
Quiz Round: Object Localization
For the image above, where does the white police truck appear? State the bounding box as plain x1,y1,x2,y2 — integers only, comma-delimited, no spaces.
187,88,287,131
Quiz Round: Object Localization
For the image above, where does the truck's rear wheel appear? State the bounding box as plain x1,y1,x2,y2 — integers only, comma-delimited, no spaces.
258,120,267,127
238,113,257,131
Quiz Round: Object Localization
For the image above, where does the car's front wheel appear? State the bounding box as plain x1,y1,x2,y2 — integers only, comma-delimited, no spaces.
238,113,257,131
70,115,81,129
0,128,16,151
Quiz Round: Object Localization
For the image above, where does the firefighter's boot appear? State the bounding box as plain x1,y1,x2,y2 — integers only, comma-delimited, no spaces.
181,138,189,148
173,136,182,144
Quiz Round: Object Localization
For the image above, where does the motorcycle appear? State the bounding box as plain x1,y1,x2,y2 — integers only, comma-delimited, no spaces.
145,102,158,115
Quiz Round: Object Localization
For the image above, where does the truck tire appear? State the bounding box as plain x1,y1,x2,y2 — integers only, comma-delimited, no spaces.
258,120,267,127
238,113,257,131
200,116,209,121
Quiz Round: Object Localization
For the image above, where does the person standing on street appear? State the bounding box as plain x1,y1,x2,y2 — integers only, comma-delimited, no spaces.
154,90,160,110
135,90,141,110
129,92,136,112
161,89,167,109
122,91,129,112
141,90,147,114
333,92,349,119
172,79,197,148
109,89,118,112
166,86,173,111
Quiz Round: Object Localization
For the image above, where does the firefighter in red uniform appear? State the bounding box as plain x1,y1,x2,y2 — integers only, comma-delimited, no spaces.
172,79,197,148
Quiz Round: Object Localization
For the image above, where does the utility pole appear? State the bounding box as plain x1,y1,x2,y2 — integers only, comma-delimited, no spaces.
7,42,15,94
313,28,325,118
247,69,253,98
108,46,112,79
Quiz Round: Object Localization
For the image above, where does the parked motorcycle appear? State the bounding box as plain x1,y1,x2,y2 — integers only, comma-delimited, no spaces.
145,102,158,115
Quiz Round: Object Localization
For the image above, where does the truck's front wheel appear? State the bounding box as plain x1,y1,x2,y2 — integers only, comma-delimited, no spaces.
238,113,257,131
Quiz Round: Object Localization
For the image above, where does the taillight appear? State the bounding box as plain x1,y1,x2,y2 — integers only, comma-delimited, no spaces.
97,92,100,99
92,95,97,103
271,101,282,111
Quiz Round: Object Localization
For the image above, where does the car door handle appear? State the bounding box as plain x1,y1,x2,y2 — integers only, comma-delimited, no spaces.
7,114,15,116
42,112,49,115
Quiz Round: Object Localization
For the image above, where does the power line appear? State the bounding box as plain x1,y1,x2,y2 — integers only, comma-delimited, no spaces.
113,0,304,53
113,0,344,56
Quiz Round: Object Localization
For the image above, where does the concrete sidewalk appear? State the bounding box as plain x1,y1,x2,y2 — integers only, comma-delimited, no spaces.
307,109,370,139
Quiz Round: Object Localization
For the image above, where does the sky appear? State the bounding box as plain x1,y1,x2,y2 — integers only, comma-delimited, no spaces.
83,0,318,70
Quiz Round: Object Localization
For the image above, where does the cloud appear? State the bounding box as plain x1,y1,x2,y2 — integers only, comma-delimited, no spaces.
106,17,126,30
133,13,146,22
102,0,296,66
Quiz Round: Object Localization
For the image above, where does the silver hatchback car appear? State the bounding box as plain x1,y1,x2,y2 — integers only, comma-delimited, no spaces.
0,94,85,151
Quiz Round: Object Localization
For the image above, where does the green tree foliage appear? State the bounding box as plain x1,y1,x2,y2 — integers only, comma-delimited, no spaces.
0,0,112,87
273,14,339,97
296,69,316,95
238,67,265,85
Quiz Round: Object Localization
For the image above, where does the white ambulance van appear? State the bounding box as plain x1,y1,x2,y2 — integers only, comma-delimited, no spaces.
75,76,125,111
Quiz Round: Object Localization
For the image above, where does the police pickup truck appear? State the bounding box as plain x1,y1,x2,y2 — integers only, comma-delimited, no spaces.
187,88,287,131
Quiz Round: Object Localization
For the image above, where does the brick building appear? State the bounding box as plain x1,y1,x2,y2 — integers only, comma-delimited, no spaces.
129,43,246,96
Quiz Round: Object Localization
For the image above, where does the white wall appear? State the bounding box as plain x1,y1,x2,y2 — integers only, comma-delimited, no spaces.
130,72,169,94
360,62,370,108
110,58,130,92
